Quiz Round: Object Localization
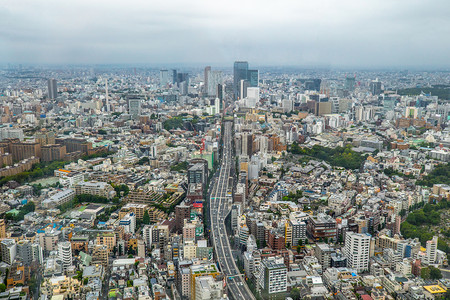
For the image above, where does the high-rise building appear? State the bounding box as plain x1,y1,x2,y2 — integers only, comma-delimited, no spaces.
344,232,371,272
175,202,191,233
425,236,438,265
257,256,287,298
47,79,57,100
172,69,178,84
105,78,109,112
204,66,211,93
17,240,33,265
0,239,16,265
370,80,382,95
207,71,223,97
233,61,249,99
240,79,250,99
247,69,259,87
160,69,169,87
58,241,73,270
128,98,142,118
345,76,356,91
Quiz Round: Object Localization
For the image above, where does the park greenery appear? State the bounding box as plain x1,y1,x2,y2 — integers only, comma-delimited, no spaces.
5,201,35,221
383,167,415,179
289,143,367,170
282,190,303,203
416,163,450,187
170,161,189,172
401,201,450,257
397,85,450,100
163,116,185,131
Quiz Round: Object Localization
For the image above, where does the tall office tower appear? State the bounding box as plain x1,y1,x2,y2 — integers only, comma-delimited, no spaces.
370,79,382,95
47,79,57,99
172,69,178,84
207,71,224,97
217,84,223,101
345,76,356,91
105,78,109,112
240,79,249,99
425,236,438,264
58,241,73,270
160,69,169,87
247,69,259,87
233,61,249,99
204,66,211,93
344,232,371,272
128,98,142,118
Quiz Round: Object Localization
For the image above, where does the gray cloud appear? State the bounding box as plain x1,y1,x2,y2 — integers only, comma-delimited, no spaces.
1,0,449,68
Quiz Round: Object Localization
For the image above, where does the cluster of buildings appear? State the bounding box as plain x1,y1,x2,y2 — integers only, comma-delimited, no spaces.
0,63,448,299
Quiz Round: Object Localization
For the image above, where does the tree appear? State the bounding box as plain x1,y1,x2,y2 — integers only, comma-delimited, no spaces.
83,278,89,285
298,239,303,247
429,266,443,280
0,284,5,292
399,209,406,217
143,210,150,225
290,287,301,300
421,267,431,280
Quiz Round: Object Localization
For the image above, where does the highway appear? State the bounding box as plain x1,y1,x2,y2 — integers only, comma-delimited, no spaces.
209,120,256,300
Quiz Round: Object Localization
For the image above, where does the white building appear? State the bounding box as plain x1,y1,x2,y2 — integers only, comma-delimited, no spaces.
425,236,438,265
0,239,17,265
119,212,136,233
257,256,287,296
42,189,76,208
195,275,224,300
344,232,371,272
58,241,73,270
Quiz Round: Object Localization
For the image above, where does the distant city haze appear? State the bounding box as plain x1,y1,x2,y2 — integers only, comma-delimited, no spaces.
1,0,449,68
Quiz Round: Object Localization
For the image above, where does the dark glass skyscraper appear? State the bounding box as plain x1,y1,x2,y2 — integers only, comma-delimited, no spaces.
247,69,259,87
233,61,249,100
47,79,57,100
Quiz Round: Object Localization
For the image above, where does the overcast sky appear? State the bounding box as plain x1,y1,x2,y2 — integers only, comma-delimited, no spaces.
1,0,449,68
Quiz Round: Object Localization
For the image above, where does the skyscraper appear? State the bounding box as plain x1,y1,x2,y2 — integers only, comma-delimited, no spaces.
105,78,109,112
207,71,223,97
160,69,169,87
247,69,259,87
47,79,57,99
128,98,142,118
370,79,382,95
233,61,249,99
204,66,211,93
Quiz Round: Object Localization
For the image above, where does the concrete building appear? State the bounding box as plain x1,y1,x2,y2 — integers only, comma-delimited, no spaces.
1,239,16,264
75,181,115,199
194,275,224,300
258,256,287,299
58,241,73,271
344,232,371,273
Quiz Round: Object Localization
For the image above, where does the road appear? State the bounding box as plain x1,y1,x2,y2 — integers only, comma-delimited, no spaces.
209,120,256,300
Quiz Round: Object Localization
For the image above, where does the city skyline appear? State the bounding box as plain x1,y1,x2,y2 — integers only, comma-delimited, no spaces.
1,0,450,68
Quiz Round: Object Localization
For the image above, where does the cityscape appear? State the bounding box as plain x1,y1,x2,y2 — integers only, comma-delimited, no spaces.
1,1,450,300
